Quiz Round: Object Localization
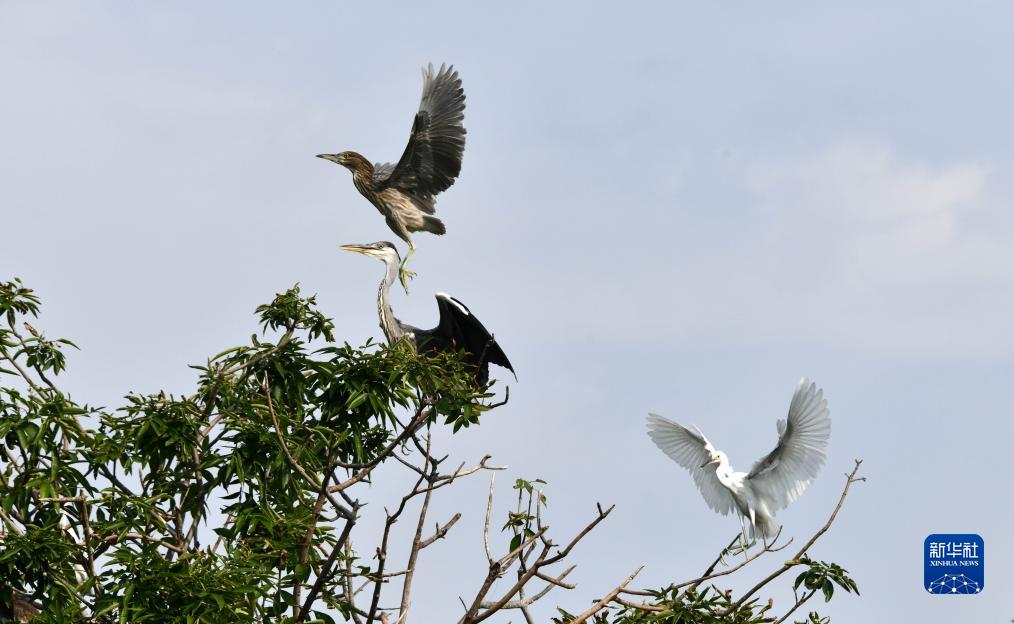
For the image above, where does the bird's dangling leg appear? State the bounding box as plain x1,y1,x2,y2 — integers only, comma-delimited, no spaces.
731,514,750,555
746,509,759,551
399,242,417,293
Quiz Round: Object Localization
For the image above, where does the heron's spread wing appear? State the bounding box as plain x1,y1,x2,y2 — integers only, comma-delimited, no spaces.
429,293,513,385
381,64,466,201
645,415,736,516
746,378,831,511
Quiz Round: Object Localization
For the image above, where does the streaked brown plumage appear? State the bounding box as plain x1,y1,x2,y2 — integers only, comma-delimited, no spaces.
318,63,466,290
2,593,40,622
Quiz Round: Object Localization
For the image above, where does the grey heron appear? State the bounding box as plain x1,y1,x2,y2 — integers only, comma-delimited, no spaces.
341,242,513,386
319,64,466,292
646,378,831,547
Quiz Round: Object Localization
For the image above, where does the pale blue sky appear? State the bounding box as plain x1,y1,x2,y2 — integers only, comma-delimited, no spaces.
3,2,1013,622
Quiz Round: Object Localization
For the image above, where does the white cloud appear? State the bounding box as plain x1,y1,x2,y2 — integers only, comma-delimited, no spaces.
493,142,1014,357
733,143,1014,354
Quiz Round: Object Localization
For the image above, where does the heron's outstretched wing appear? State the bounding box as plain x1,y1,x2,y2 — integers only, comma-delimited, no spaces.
379,64,466,203
427,293,513,385
746,378,831,511
646,415,736,515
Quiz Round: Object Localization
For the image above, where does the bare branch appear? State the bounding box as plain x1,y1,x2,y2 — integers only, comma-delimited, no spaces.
497,527,550,571
434,455,507,485
398,461,437,623
479,565,576,609
569,565,644,624
725,459,865,615
773,588,817,624
0,345,44,395
461,504,613,624
419,513,461,549
328,405,433,494
345,539,365,624
534,568,577,591
298,511,359,622
677,528,791,596
78,496,99,594
483,473,495,565
540,504,613,567
95,532,184,553
487,386,510,409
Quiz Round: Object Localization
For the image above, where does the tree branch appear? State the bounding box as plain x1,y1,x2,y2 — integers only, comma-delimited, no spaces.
568,565,644,624
418,513,461,550
298,509,359,622
328,404,433,494
460,504,613,624
774,588,817,624
725,459,865,615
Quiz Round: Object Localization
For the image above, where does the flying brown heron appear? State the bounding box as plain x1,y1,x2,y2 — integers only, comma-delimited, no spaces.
319,64,466,292
341,242,513,386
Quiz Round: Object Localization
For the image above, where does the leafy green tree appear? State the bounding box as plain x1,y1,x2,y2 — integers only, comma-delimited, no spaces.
0,278,862,623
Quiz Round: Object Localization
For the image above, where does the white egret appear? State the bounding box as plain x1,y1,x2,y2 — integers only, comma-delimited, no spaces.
646,378,831,546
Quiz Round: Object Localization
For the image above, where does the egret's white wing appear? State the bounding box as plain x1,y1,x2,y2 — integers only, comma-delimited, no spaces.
646,414,736,515
747,378,831,511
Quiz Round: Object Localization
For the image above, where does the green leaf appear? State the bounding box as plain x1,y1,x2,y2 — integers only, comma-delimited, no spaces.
509,533,523,552
822,578,834,602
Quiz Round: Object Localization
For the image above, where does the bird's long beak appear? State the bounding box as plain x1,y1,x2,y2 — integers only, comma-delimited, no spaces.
340,244,370,255
700,457,718,468
317,154,341,164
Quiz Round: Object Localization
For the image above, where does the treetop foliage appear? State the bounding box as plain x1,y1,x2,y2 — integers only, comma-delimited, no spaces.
1,278,861,623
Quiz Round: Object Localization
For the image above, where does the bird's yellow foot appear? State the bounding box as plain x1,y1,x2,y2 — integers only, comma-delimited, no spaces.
730,539,756,556
399,267,417,293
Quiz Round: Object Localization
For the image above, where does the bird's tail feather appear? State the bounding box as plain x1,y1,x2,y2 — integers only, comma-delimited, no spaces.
423,215,446,235
754,513,780,541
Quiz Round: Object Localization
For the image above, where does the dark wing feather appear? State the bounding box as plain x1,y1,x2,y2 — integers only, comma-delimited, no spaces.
427,293,513,385
381,63,466,200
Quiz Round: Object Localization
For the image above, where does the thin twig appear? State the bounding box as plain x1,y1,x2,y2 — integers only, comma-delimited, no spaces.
773,588,816,624
678,528,790,596
460,504,613,624
398,466,437,622
328,405,433,494
569,565,644,624
419,513,461,550
478,565,576,609
483,473,495,564
95,532,185,553
298,510,359,622
725,459,865,615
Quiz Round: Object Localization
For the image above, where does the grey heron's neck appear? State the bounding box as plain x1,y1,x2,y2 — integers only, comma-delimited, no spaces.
378,259,404,343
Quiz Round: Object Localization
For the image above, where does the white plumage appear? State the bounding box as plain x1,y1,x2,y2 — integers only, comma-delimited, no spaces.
646,378,831,544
